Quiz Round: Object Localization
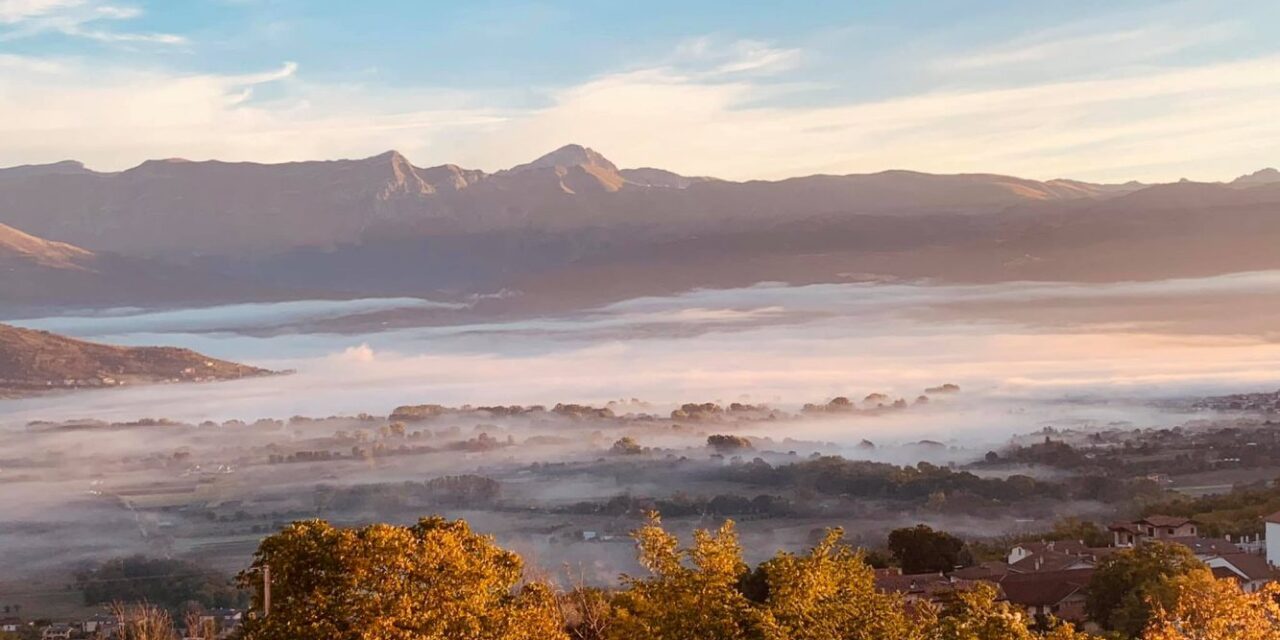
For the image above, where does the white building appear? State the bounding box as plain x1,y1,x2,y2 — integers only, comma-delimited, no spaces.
1267,511,1280,567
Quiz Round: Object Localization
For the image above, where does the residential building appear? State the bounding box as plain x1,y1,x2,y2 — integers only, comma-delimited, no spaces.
1267,510,1280,567
1206,552,1279,593
999,568,1094,624
874,569,987,606
198,608,244,639
41,623,74,640
1166,536,1242,559
1109,516,1197,547
1007,540,1089,565
83,613,118,637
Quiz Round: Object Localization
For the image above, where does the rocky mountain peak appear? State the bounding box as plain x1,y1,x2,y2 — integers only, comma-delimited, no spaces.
508,144,618,173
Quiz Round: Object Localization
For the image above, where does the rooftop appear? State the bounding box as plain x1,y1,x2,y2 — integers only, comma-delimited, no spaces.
1000,569,1094,607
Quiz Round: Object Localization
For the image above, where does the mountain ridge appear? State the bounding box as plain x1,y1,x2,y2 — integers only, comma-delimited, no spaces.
0,143,1192,258
1,146,1278,314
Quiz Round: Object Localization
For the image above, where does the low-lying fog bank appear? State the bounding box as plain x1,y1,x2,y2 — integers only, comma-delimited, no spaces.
0,393,1167,589
6,272,1280,424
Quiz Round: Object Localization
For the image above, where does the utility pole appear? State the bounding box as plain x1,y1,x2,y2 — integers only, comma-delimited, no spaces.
263,564,271,617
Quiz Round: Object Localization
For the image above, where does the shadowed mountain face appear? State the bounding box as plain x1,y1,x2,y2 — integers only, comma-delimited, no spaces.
0,223,284,312
0,323,272,397
0,146,1278,312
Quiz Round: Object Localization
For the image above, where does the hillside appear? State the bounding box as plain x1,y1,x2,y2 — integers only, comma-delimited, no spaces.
0,223,292,312
0,222,94,268
0,324,273,397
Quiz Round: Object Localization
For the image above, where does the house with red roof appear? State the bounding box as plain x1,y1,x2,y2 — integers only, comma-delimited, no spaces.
1109,515,1197,547
999,568,1094,624
1206,552,1278,593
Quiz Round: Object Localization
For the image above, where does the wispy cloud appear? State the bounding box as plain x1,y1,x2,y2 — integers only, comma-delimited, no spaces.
936,22,1240,72
670,36,802,77
0,24,1277,183
0,0,185,45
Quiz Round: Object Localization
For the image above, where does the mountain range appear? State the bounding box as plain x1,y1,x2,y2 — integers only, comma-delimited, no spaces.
2,145,1278,314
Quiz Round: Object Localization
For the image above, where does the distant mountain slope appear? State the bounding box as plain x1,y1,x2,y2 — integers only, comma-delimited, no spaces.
0,144,1134,258
0,222,93,268
1232,168,1280,186
0,324,272,397
0,223,284,312
618,167,717,189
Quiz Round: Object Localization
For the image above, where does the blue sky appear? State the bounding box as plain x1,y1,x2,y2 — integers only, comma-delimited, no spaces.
1,0,1278,181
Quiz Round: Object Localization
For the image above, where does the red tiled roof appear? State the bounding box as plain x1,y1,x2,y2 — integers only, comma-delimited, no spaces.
1139,515,1195,528
950,561,1010,581
1109,522,1143,533
1000,569,1094,607
1211,566,1242,582
1215,553,1276,581
1010,550,1093,573
1265,510,1280,525
875,572,947,594
1166,536,1242,556
1015,540,1090,555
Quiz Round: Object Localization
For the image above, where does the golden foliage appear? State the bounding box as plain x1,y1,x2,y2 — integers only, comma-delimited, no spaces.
230,514,1280,640
607,514,771,640
934,583,1093,640
237,517,566,640
1143,569,1280,640
755,528,932,640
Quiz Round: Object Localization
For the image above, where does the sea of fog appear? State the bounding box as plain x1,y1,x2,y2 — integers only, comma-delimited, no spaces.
5,272,1280,438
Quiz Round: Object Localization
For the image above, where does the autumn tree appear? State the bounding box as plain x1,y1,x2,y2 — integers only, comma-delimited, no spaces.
558,585,612,640
751,528,931,640
237,517,566,640
707,434,754,453
1086,541,1202,638
607,514,773,640
887,524,969,573
611,437,643,456
934,583,1093,640
1144,568,1280,640
1042,517,1110,548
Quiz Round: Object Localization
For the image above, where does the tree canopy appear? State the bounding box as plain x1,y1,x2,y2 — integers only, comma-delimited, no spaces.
1145,568,1280,640
75,555,244,612
1086,542,1203,637
237,517,565,640
887,524,970,574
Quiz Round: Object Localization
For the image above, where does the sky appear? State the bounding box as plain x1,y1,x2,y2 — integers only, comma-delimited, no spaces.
1,0,1278,182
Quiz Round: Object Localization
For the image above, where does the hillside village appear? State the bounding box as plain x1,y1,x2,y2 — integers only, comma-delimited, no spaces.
876,512,1280,629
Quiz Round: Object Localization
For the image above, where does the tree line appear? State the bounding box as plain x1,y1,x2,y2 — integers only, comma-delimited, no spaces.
41,515,1280,640
225,515,1278,640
